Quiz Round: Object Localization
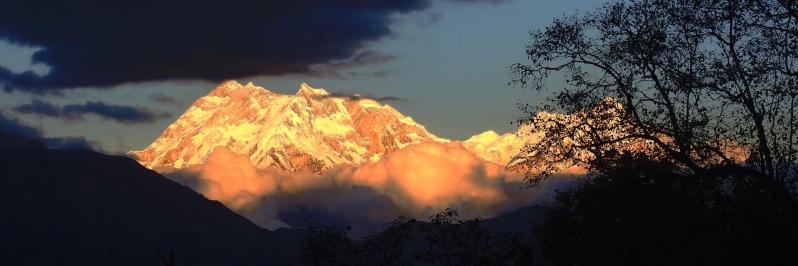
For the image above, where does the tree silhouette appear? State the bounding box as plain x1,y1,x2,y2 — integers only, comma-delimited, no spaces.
537,152,798,265
415,209,533,266
299,210,533,265
299,221,360,266
300,218,417,266
510,0,798,264
511,0,798,190
156,248,176,266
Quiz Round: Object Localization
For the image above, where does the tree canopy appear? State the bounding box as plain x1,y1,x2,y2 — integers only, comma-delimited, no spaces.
513,1,798,264
511,0,798,190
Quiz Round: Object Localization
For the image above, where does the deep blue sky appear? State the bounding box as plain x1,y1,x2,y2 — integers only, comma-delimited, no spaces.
0,0,607,153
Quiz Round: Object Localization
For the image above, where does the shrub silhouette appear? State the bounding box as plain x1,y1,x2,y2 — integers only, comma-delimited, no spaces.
299,210,533,266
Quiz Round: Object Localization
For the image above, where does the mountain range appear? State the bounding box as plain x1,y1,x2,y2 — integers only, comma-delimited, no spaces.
131,81,526,173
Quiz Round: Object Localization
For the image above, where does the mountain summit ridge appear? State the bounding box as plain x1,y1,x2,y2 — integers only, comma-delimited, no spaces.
131,81,461,173
295,82,330,97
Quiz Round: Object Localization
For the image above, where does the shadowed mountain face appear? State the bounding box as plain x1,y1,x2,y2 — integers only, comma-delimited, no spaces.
0,132,302,265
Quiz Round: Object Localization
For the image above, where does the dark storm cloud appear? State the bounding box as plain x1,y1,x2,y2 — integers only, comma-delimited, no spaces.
0,111,96,150
15,99,170,124
0,0,503,93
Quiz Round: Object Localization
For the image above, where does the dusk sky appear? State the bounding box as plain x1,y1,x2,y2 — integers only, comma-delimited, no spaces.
0,0,607,153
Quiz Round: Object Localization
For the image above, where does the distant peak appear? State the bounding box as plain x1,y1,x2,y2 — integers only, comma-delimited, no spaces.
478,130,501,138
208,80,275,97
296,82,329,97
222,80,242,88
207,80,242,97
465,130,500,143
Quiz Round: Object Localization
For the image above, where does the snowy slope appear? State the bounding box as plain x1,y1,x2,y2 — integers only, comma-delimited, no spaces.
131,81,448,173
462,130,527,166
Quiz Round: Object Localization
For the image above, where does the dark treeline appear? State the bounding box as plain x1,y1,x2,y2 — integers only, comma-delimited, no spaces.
301,0,798,265
300,210,534,266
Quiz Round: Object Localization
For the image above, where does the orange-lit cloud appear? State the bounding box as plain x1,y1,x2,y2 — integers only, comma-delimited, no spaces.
191,147,277,209
351,142,507,213
168,142,574,235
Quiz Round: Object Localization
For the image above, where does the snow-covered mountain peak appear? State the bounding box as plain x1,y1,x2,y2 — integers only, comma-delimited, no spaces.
223,79,242,88
296,82,330,97
466,130,501,143
131,81,448,173
463,130,528,166
208,79,274,98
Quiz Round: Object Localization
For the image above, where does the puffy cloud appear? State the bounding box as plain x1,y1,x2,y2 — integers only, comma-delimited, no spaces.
350,142,506,212
167,142,572,236
192,147,278,209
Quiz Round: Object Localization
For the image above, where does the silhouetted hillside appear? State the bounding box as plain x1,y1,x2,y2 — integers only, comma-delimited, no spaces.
481,205,545,242
0,131,302,265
